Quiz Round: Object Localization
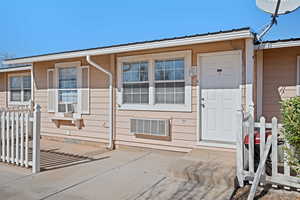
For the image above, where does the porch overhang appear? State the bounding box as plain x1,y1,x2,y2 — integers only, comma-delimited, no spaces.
3,28,253,65
0,65,32,73
255,38,300,49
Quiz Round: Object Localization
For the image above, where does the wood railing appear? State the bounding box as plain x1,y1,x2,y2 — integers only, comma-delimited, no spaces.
236,111,300,199
0,104,41,173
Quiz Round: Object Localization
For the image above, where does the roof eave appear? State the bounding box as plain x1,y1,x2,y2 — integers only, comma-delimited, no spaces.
255,40,300,50
0,66,32,73
3,29,253,65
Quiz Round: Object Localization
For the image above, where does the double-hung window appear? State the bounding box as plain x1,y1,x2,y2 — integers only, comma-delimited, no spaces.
118,50,192,112
47,61,90,116
9,74,31,104
122,62,149,104
155,59,185,104
58,67,78,113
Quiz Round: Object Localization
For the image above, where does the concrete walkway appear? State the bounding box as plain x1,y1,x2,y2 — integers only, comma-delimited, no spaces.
0,145,235,200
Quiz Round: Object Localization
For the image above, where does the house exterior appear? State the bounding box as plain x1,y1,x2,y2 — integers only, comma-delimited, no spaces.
1,27,300,152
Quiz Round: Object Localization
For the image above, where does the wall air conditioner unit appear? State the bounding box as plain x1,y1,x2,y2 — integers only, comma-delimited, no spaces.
58,103,77,117
130,118,170,137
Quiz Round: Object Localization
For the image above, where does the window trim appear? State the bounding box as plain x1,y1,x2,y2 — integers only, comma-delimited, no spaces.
54,61,81,116
297,56,300,96
8,72,32,105
117,50,192,112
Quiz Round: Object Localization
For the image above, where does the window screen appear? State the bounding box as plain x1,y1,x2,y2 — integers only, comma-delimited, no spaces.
154,59,185,104
122,62,149,104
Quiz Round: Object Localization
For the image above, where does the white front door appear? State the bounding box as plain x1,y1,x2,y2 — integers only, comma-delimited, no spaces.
199,51,242,143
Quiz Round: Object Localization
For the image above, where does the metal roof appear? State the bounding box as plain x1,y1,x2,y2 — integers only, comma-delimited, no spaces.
4,27,251,62
258,37,300,44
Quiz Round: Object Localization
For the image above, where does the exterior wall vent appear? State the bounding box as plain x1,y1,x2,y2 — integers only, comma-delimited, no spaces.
130,119,170,137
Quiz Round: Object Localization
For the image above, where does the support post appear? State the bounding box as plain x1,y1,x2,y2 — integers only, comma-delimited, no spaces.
236,110,244,187
32,104,41,173
245,38,255,116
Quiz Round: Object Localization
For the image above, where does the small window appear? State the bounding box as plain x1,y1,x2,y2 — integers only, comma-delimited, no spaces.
9,75,31,104
58,67,78,113
155,59,185,104
122,62,149,104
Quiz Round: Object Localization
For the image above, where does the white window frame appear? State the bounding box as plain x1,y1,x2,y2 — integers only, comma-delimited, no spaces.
55,61,81,116
117,50,192,112
297,56,300,96
8,72,32,105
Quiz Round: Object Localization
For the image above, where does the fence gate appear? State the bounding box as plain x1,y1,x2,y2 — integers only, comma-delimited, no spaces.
236,111,300,198
0,104,41,173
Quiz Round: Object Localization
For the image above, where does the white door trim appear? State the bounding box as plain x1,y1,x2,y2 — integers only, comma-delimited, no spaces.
196,50,243,147
256,50,264,118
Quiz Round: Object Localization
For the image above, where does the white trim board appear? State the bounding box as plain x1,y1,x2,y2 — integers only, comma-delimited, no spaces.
4,29,253,65
0,66,32,73
256,40,300,50
245,38,255,114
256,50,263,118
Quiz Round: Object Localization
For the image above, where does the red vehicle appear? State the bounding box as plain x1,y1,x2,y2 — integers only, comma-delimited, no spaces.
244,130,273,175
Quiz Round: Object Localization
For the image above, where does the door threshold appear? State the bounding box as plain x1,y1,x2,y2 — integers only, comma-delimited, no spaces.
197,141,236,149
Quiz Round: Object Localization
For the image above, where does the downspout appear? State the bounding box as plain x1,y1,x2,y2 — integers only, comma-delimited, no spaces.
86,55,114,150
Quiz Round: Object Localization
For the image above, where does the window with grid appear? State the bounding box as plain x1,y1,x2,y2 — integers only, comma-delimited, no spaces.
122,62,149,104
155,59,185,104
9,75,31,103
58,67,78,113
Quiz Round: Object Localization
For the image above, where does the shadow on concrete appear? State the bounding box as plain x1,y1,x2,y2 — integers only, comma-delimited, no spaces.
135,161,235,200
28,148,110,171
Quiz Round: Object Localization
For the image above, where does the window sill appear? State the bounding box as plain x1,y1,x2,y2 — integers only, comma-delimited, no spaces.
51,116,83,129
135,134,171,141
117,104,192,112
8,101,31,106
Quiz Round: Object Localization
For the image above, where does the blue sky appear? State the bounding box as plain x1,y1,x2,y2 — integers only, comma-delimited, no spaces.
1,0,300,58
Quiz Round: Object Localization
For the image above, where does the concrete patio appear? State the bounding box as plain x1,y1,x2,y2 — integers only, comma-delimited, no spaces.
0,139,299,200
0,139,235,200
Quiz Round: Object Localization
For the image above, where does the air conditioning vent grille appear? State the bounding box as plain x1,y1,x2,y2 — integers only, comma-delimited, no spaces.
130,119,169,136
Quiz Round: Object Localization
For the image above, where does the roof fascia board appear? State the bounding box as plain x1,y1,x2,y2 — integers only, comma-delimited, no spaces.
4,30,253,65
255,40,300,50
0,66,32,73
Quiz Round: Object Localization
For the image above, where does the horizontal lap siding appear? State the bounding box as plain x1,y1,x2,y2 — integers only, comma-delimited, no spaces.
262,47,300,122
0,73,6,107
115,40,245,150
31,40,246,151
33,56,112,142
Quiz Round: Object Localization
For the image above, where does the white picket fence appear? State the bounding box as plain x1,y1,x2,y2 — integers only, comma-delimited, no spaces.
236,111,300,190
0,104,41,173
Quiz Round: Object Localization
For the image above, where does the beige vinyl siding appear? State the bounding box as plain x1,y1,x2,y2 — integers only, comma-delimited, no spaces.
262,47,300,121
33,56,113,143
29,39,246,151
115,39,246,150
0,73,6,107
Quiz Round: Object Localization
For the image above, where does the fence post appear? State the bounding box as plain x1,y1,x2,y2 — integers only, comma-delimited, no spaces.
32,104,41,173
249,114,255,176
272,117,278,177
236,110,244,187
259,116,266,184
